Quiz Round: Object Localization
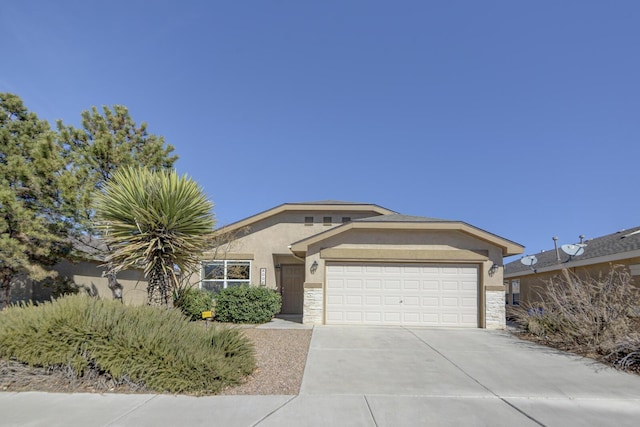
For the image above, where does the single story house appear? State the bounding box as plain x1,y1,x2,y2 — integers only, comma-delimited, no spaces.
10,236,148,306
504,226,640,307
200,201,523,329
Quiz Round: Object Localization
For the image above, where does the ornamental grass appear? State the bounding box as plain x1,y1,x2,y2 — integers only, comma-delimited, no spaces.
0,294,255,394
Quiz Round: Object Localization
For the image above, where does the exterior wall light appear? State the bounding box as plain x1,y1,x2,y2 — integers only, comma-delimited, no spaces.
310,260,318,274
488,263,500,276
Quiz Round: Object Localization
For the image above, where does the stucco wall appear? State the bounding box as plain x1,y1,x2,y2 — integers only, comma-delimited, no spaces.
11,260,148,306
505,257,640,307
305,228,505,291
200,209,384,290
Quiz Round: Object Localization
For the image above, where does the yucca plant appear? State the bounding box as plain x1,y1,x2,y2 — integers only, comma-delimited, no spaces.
94,167,215,306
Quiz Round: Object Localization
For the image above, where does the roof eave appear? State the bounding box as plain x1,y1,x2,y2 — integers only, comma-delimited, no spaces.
289,221,524,256
216,202,396,236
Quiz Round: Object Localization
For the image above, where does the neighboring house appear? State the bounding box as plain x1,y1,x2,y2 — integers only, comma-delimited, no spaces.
11,236,148,306
200,201,523,329
504,226,640,307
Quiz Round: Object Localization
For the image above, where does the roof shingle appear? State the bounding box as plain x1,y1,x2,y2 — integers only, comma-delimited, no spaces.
505,226,640,275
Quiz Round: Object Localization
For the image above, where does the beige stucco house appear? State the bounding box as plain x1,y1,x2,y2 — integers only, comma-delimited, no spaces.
202,201,523,329
10,236,148,306
504,226,640,308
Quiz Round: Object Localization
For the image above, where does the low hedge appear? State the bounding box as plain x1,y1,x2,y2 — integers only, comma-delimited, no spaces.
174,287,214,321
214,286,282,324
0,294,255,394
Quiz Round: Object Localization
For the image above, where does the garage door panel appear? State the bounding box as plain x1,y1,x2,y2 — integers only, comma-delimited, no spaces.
442,281,461,291
422,313,440,323
422,297,439,307
365,312,382,322
461,297,476,307
403,296,419,306
383,296,401,305
384,312,401,322
365,279,382,289
442,313,462,324
326,311,344,321
346,279,363,289
404,280,419,290
327,278,345,289
422,280,439,290
461,280,477,291
345,311,363,321
384,280,401,290
461,313,478,324
346,295,362,305
364,295,382,305
442,297,460,307
326,263,478,327
326,295,344,304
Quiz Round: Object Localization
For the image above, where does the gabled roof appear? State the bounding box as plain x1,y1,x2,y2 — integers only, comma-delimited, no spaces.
215,201,396,234
504,225,640,277
290,214,524,257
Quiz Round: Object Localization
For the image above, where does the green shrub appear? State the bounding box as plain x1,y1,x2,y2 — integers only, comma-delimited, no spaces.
0,294,255,394
214,286,281,324
174,287,214,321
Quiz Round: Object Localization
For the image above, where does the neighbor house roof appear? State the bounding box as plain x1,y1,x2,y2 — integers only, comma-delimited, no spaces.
290,214,524,257
215,201,396,234
70,235,108,261
504,225,640,277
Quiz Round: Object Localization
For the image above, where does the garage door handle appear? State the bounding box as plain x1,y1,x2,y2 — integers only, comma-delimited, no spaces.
399,299,403,304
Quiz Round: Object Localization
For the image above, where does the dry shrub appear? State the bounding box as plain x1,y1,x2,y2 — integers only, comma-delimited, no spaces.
512,266,640,367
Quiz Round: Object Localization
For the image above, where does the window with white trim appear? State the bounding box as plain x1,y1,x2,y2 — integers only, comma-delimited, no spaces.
201,260,251,293
511,279,520,306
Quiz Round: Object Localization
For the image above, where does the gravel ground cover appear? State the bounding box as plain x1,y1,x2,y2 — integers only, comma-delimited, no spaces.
0,327,312,395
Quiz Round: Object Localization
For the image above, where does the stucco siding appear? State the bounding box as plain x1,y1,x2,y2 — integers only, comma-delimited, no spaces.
202,209,384,290
11,260,148,306
505,257,640,307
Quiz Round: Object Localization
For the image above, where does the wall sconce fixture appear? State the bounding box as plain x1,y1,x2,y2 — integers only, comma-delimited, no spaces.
488,263,500,276
310,260,318,274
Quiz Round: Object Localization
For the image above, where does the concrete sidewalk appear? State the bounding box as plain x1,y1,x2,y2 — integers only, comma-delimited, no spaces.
3,327,640,426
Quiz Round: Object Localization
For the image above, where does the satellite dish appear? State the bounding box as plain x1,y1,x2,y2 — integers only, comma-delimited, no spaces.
561,244,585,257
520,255,538,273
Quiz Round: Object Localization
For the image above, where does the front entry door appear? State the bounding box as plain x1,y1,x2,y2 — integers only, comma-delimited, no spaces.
280,264,304,315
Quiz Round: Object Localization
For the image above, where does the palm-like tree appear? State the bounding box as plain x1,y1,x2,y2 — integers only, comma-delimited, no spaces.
94,167,215,306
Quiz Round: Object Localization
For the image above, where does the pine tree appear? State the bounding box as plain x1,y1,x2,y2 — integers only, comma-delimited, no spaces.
58,105,178,298
0,93,74,308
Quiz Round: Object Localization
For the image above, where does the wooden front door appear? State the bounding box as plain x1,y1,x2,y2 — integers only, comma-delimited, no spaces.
280,264,305,314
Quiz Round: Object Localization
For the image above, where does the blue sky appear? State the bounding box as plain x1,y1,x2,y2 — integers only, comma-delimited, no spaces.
2,1,639,261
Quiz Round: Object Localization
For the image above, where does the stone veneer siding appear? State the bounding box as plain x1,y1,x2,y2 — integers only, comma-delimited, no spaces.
485,290,506,329
303,287,323,325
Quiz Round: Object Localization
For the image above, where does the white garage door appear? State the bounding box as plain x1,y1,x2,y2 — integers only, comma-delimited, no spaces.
325,263,478,327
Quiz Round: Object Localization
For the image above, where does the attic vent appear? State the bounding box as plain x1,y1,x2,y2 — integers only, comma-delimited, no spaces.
305,216,314,226
323,216,332,226
342,217,351,223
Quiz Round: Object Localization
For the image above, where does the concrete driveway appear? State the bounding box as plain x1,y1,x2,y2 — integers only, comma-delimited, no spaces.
3,326,640,427
271,326,640,427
